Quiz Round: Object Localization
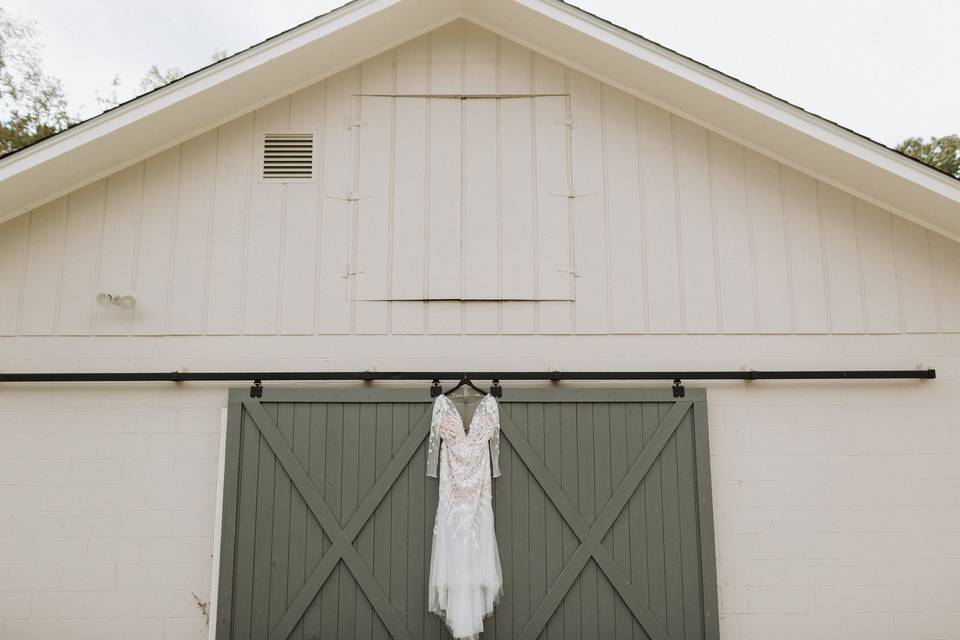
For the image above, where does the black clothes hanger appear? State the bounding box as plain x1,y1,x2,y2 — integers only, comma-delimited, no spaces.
429,378,504,398
444,377,487,397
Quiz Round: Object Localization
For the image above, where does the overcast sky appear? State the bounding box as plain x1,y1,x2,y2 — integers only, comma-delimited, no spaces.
4,0,957,147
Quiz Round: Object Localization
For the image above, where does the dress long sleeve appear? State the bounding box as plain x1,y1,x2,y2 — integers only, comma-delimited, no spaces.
426,397,442,478
489,401,501,479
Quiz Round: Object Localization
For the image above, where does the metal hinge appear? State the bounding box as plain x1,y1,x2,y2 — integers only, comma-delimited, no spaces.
548,189,597,199
327,191,372,202
340,266,366,279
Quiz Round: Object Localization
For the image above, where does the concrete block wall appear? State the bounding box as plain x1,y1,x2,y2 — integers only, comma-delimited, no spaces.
0,385,223,639
0,333,958,638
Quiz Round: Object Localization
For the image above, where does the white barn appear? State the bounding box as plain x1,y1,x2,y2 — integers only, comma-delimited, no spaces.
1,0,959,638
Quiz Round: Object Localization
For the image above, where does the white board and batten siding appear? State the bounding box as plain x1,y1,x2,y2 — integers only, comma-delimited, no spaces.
2,17,960,640
1,20,958,340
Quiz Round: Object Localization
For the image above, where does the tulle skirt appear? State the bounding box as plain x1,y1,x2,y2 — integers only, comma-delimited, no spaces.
428,502,503,639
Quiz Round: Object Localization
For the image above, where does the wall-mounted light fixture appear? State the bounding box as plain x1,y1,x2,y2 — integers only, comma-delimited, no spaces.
96,292,136,310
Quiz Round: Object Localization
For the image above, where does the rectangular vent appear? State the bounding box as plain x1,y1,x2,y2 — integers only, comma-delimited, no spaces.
262,131,315,181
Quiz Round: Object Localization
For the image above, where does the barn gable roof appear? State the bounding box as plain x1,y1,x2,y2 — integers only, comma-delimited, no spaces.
1,0,958,239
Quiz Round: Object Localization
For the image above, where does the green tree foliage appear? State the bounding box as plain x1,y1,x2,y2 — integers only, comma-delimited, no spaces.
896,134,960,179
0,7,73,156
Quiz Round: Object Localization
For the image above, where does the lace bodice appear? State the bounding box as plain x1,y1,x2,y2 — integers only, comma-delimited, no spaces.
426,393,501,543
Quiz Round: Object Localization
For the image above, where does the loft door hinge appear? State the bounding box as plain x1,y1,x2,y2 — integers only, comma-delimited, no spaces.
341,266,366,279
556,267,583,278
327,191,372,202
548,188,597,199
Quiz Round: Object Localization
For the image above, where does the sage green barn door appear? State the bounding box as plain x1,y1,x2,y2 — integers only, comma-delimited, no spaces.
215,388,718,640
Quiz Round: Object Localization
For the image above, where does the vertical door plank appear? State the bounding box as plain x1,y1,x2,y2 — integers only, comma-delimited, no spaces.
462,90,499,329
244,98,289,334
854,200,901,332
676,415,705,640
407,405,428,640
569,71,608,334
707,133,755,333
338,403,360,638
819,183,864,332
132,148,179,335
660,420,684,637
302,404,324,635
507,405,530,634
281,83,325,334
95,165,143,335
603,87,645,334
625,402,648,639
368,402,394,632
642,403,667,631
206,114,254,335
169,130,217,334
636,101,682,334
780,167,828,332
674,119,718,333
321,404,344,638
358,403,379,639
559,403,580,636
593,404,615,638
318,69,357,334
355,52,394,334
543,402,565,640
527,403,548,627
232,411,262,640
392,36,429,333
576,403,599,638
250,414,277,640
743,151,791,333
371,403,393,639
892,217,938,333
495,404,514,640
499,47,536,332
58,180,105,335
268,404,294,632
287,403,311,640
390,404,411,633
607,403,634,638
0,215,28,335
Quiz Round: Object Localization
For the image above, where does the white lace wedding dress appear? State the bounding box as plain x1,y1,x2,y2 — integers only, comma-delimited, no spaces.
426,392,504,639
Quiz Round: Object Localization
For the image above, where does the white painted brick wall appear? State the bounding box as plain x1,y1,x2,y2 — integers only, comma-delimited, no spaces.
0,333,958,638
0,384,221,639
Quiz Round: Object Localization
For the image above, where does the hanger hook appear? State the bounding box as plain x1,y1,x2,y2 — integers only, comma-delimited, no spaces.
430,379,443,398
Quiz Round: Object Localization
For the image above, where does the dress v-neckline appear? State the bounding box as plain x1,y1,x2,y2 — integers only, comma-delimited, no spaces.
443,392,492,435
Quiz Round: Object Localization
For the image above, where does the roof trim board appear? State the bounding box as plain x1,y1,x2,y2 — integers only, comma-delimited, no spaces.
0,0,957,240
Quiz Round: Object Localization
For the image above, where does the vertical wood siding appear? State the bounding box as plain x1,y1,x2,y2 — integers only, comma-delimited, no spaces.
1,19,958,337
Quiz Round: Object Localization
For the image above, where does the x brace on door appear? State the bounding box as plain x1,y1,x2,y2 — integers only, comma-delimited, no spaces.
231,397,697,640
241,399,429,640
500,401,693,640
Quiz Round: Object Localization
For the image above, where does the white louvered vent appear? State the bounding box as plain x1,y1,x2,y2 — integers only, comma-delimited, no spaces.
261,131,315,181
